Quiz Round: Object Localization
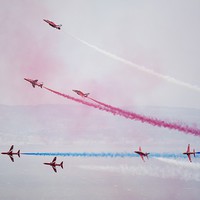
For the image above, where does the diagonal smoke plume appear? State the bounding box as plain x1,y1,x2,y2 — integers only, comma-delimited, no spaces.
44,87,200,136
64,31,200,92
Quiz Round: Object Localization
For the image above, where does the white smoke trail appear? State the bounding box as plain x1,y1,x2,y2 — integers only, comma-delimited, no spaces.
79,163,200,182
64,31,200,92
157,157,200,169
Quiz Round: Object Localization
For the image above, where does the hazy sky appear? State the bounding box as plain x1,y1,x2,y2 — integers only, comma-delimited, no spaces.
1,2,200,199
0,0,200,108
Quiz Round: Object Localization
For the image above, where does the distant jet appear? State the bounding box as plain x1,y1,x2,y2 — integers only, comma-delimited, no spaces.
1,145,20,162
183,144,195,162
43,19,62,30
134,146,150,162
44,157,63,173
72,90,90,97
24,78,43,88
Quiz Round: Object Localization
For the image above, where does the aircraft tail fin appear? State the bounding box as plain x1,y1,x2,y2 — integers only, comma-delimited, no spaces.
187,144,190,153
40,83,43,88
17,150,20,157
60,161,64,169
146,153,150,159
57,25,62,30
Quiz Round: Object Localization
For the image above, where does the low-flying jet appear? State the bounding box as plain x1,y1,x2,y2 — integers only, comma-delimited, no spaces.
24,78,43,88
72,90,90,97
134,146,150,162
183,144,195,162
43,19,62,30
1,145,20,162
44,157,63,173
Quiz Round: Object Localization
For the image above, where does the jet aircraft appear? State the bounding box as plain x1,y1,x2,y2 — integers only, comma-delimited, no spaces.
44,157,63,173
134,146,150,162
1,145,20,162
72,90,90,97
183,144,195,162
43,19,62,30
24,78,43,88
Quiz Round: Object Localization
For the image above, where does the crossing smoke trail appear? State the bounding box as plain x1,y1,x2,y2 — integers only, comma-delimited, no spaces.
23,152,191,159
44,86,200,136
63,31,200,92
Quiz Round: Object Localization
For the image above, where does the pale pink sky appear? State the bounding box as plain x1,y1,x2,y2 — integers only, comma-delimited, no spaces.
0,2,200,200
0,0,200,108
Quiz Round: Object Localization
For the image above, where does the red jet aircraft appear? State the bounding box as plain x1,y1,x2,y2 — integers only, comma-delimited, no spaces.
134,146,150,162
43,19,62,30
44,157,63,173
72,90,90,97
1,145,20,162
24,78,43,88
183,144,195,162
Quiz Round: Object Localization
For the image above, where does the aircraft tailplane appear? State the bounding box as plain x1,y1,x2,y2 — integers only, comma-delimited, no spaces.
85,93,90,97
18,150,20,157
60,161,64,169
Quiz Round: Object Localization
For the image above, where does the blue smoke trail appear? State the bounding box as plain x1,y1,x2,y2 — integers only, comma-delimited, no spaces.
22,152,199,159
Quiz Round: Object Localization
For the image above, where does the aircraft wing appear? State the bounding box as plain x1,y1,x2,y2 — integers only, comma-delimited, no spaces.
140,154,145,162
52,166,57,173
9,145,14,152
9,155,14,162
32,84,35,88
51,22,56,26
187,154,192,162
52,157,57,163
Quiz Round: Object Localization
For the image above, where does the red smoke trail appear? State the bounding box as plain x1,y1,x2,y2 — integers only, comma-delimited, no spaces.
88,97,200,136
44,86,117,114
44,87,200,136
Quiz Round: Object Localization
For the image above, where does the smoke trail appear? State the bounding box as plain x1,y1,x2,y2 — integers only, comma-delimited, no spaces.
156,158,200,169
44,87,200,136
23,152,137,158
88,96,200,136
44,86,117,114
64,31,200,92
22,152,188,159
79,164,200,181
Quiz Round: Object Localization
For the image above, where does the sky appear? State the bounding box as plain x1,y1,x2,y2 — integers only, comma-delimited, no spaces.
0,0,200,108
0,1,200,200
